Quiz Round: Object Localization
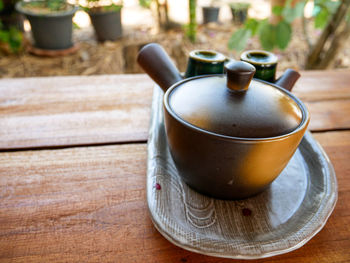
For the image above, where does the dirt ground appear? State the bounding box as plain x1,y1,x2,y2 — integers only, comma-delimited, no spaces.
1,5,350,79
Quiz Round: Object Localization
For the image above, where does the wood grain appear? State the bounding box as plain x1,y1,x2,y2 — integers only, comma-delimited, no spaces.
0,131,349,263
1,71,350,150
293,70,350,132
0,74,153,150
293,69,350,102
306,99,350,131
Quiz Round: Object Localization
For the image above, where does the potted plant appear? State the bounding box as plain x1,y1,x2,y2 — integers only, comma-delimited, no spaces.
202,0,220,24
0,0,24,54
0,21,23,54
15,0,77,50
229,2,250,24
82,0,123,42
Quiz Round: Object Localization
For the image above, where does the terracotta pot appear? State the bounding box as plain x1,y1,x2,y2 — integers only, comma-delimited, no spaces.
137,43,310,200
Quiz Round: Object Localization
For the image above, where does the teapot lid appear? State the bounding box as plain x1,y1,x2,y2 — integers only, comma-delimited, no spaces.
166,61,305,138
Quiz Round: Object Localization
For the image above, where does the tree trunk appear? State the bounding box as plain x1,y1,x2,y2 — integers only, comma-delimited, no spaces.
155,0,180,30
305,0,350,69
155,0,168,30
317,20,350,69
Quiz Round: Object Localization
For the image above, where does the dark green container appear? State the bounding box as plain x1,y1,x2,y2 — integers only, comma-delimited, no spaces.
230,3,250,24
202,6,220,24
89,9,122,42
240,50,278,82
185,50,226,78
15,1,78,50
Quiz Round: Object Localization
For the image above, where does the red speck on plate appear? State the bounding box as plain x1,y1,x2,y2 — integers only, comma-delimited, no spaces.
242,208,252,216
155,183,161,190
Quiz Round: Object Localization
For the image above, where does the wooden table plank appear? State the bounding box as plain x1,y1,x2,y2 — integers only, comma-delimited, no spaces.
294,70,350,131
1,71,350,150
306,99,350,131
0,131,349,263
0,74,153,150
293,69,350,102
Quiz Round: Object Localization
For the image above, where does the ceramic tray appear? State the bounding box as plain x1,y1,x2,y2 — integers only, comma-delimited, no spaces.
147,86,338,259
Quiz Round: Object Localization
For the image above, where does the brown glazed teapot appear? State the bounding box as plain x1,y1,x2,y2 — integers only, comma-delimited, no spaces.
138,43,310,200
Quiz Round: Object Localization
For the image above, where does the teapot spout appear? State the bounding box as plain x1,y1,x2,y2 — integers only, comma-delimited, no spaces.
137,43,183,93
275,69,300,92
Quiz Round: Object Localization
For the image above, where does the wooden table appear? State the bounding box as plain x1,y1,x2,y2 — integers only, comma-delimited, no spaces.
0,71,349,262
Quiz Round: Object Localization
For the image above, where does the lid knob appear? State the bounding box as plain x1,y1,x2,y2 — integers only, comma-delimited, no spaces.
225,61,256,92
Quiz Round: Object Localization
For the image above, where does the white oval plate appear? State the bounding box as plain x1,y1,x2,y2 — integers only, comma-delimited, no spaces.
147,87,337,259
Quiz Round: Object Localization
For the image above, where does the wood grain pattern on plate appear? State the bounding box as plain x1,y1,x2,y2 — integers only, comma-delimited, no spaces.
146,86,338,259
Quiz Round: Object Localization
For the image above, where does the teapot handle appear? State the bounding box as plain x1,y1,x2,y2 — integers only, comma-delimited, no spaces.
137,43,183,93
275,69,300,92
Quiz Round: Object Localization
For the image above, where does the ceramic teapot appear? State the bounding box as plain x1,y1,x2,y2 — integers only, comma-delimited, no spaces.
138,43,310,199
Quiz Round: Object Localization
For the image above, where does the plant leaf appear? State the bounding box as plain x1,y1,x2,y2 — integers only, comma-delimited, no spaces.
244,18,259,35
73,22,80,29
0,0,4,12
282,7,295,23
228,28,251,51
272,5,283,15
315,8,329,28
294,1,305,17
276,20,292,49
324,1,340,14
282,1,305,23
8,27,23,52
312,5,322,16
285,0,293,8
103,4,122,12
139,0,152,9
0,31,9,42
259,22,276,51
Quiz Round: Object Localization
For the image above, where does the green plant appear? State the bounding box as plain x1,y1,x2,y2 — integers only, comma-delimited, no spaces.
228,0,307,51
0,0,23,53
139,0,152,9
0,21,23,53
228,0,350,52
228,0,350,69
45,0,68,11
186,0,197,42
312,0,341,29
81,0,123,12
21,0,71,12
229,2,250,9
306,0,350,69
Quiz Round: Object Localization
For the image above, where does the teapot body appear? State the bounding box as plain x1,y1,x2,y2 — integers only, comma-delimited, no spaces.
163,83,309,200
